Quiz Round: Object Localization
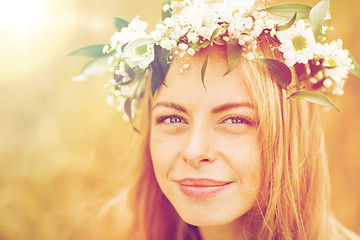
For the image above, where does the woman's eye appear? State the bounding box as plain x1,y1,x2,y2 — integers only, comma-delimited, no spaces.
221,116,255,126
155,115,186,124
224,118,244,124
166,116,183,123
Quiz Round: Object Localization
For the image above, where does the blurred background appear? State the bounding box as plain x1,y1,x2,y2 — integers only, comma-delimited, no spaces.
0,0,359,239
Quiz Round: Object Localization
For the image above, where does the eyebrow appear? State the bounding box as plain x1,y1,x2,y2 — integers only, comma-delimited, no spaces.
211,102,254,114
152,101,254,114
152,102,187,113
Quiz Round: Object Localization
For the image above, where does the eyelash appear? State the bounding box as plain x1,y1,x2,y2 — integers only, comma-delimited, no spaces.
221,116,255,126
155,115,186,124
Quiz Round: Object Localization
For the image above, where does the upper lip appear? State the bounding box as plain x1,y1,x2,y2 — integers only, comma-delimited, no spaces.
174,178,232,187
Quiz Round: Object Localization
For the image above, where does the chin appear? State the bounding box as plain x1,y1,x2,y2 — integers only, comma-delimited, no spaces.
176,207,241,227
181,216,225,227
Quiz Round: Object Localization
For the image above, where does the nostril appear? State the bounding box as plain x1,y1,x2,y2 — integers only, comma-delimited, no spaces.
200,159,210,163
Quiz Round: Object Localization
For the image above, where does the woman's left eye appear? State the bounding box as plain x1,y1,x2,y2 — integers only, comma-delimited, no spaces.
221,116,255,126
223,118,245,124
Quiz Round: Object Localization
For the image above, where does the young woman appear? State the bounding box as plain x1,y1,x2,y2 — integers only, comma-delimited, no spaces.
71,0,360,239
121,45,359,240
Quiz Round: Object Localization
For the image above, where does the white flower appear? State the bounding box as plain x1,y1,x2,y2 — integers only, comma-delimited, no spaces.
119,62,127,76
110,17,149,53
277,20,316,66
246,52,255,60
163,17,176,28
150,30,162,42
244,17,254,30
187,48,196,55
270,28,276,37
124,43,155,69
315,39,352,87
107,95,115,106
160,38,177,50
108,56,115,65
114,90,121,96
178,43,189,51
162,4,170,12
223,0,255,17
102,45,110,54
178,1,220,40
323,78,332,88
187,32,199,43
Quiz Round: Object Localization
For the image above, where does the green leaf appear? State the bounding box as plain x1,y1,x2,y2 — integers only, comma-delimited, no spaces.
265,3,312,19
124,61,136,79
123,38,155,52
72,57,109,82
213,36,226,46
68,44,107,58
323,65,337,69
289,91,339,111
201,27,222,88
190,41,209,51
349,53,360,78
256,58,292,89
309,0,330,41
161,0,171,21
201,51,210,90
124,98,140,133
276,13,297,31
112,17,129,32
224,41,243,76
118,78,135,86
151,47,170,96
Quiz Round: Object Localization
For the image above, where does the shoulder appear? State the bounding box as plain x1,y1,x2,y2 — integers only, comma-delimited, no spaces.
340,228,360,240
95,186,135,239
329,215,360,240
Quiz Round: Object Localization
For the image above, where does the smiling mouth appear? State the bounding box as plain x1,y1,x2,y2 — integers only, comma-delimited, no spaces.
175,178,232,199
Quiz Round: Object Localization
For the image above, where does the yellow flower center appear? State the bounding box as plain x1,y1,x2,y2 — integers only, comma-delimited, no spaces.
327,58,337,67
292,35,307,51
135,45,148,55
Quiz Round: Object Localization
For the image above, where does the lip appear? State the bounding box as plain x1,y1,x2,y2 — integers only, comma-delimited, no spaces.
175,178,232,199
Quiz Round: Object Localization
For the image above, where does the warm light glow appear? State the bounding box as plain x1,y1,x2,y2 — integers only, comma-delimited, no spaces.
0,0,44,32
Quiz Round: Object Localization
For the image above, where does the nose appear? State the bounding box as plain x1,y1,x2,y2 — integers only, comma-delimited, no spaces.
181,124,215,167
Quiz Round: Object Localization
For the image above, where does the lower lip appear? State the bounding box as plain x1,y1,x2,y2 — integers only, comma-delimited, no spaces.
178,183,231,199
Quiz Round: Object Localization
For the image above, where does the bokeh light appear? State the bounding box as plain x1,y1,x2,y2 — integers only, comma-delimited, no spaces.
0,0,45,32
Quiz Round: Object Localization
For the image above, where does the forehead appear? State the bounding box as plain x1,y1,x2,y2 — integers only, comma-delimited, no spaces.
153,46,253,108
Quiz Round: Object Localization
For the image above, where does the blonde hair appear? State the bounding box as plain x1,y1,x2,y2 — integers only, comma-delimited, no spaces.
99,37,357,240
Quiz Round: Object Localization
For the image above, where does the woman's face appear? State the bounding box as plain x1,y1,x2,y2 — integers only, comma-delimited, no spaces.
150,47,261,226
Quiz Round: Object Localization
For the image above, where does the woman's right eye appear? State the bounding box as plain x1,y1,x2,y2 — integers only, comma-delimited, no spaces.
156,115,186,124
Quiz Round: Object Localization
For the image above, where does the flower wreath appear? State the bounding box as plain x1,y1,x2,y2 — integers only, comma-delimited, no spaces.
70,0,360,130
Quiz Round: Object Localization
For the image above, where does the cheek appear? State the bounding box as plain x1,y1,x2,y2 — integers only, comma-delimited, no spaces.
217,132,260,169
219,133,262,192
149,130,174,181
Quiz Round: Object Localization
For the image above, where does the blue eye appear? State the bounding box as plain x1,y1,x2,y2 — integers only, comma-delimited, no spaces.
166,116,183,123
223,117,245,124
156,115,186,124
224,118,244,124
221,116,256,126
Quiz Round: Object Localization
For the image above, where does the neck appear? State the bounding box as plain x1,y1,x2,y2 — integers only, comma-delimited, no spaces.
198,217,254,240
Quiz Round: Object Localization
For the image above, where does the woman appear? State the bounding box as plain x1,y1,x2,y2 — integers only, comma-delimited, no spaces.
71,0,360,239
123,46,358,240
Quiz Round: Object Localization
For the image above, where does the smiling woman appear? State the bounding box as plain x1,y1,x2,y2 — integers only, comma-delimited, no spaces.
119,41,359,240
69,0,360,239
150,46,262,233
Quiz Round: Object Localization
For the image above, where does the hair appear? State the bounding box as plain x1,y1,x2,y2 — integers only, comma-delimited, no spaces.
98,35,358,240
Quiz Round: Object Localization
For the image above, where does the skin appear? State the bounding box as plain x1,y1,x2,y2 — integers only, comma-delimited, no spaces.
150,46,262,240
